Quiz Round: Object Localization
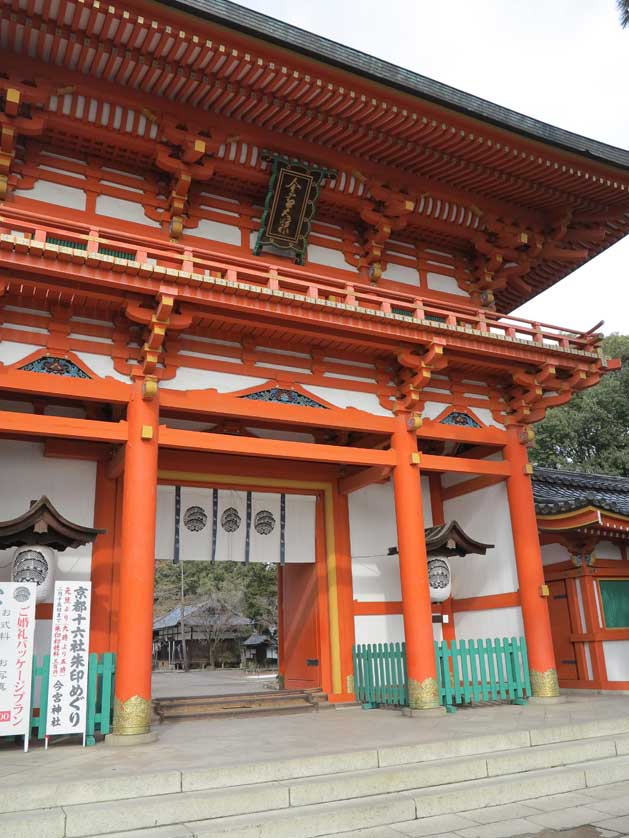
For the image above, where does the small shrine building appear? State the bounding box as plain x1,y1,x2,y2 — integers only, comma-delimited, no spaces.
0,0,627,739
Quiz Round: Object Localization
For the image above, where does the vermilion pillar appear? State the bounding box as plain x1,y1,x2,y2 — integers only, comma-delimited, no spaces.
505,426,560,698
392,412,440,709
112,380,159,736
89,460,117,654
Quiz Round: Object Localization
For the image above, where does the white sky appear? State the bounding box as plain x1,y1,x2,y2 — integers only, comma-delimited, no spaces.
237,0,629,336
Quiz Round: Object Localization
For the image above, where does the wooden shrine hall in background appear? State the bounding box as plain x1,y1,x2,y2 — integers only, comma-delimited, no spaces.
0,0,627,738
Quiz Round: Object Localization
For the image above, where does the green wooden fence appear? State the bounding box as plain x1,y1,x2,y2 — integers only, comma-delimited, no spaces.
353,642,408,708
29,652,116,745
352,637,531,711
436,636,531,712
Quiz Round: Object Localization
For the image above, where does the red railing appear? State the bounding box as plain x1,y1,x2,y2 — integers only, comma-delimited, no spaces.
0,207,602,355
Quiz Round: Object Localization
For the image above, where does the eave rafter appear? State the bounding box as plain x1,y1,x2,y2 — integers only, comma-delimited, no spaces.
2,0,626,209
1,40,626,310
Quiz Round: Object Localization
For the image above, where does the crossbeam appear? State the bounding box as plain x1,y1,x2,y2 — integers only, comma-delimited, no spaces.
158,426,396,467
160,388,394,435
0,368,131,403
0,410,127,443
420,453,511,476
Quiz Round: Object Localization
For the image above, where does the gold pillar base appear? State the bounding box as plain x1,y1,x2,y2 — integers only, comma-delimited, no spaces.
112,695,152,736
408,676,441,710
530,668,561,698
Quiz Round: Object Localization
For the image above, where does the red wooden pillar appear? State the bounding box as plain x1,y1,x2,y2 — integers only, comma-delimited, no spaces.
89,460,117,654
505,426,560,697
392,413,440,709
333,485,356,698
112,380,159,736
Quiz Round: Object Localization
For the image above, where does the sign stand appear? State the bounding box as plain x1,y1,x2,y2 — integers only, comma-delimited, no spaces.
45,581,92,748
0,582,37,753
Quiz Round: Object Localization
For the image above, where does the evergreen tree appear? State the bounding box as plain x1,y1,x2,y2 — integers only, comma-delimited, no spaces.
531,334,629,476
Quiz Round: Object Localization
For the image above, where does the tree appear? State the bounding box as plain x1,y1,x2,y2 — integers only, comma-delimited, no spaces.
531,334,629,476
618,0,629,27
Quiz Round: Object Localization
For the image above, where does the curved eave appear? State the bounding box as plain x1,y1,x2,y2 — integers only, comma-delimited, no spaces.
160,0,629,172
537,505,629,533
0,495,105,551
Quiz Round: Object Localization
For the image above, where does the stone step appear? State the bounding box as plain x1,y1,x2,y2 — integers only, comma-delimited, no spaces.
154,689,330,721
154,688,325,705
3,716,629,816
7,739,629,838
87,755,629,838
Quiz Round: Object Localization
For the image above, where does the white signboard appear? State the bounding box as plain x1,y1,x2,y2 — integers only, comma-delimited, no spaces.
46,581,91,743
0,582,37,750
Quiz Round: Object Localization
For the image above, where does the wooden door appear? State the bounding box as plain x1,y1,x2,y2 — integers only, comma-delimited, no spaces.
547,579,578,681
281,563,320,689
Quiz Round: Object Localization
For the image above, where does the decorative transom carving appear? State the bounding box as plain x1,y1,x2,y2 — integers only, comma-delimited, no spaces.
440,411,481,428
20,356,90,379
241,388,327,408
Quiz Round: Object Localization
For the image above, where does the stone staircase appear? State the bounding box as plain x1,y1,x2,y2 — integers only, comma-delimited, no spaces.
153,688,332,722
3,716,629,838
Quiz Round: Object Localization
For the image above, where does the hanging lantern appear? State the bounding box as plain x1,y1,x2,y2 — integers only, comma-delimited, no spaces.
427,557,451,602
12,545,56,603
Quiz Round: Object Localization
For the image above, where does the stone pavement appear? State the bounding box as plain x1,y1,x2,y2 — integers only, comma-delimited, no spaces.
151,668,279,698
0,693,628,789
340,782,629,837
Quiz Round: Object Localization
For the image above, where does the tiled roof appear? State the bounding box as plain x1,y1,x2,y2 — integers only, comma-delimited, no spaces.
159,0,629,169
533,468,629,517
153,598,251,631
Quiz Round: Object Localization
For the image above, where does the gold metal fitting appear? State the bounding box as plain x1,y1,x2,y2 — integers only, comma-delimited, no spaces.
140,425,154,440
112,695,152,736
408,677,440,710
530,668,560,698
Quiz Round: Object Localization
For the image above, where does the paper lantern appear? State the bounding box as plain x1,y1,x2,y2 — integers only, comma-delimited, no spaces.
427,557,451,603
12,545,56,603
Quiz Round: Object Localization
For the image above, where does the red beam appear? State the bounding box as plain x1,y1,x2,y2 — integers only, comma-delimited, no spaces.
0,410,127,443
420,453,511,476
158,425,396,467
160,387,394,435
338,466,391,495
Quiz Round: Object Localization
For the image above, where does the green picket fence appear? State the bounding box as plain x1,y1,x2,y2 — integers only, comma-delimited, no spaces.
352,637,531,711
436,636,531,712
29,652,116,745
352,642,408,707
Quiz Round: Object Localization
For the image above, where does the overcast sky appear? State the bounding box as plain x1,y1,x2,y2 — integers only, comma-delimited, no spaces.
237,0,628,336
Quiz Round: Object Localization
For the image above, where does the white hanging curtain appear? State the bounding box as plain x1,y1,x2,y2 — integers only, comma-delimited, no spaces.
155,486,317,564
249,492,282,564
284,494,316,564
214,489,248,563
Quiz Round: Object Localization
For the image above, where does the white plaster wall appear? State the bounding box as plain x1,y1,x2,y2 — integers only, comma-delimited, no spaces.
15,180,87,211
603,641,629,681
422,401,449,420
0,341,44,366
349,478,432,606
354,614,404,646
542,543,569,566
305,385,392,416
194,218,242,246
307,245,349,271
74,352,131,382
583,642,594,680
349,483,400,602
381,264,420,287
595,541,623,560
0,440,96,586
454,606,524,640
95,195,161,227
426,272,469,297
166,367,267,392
444,482,519,599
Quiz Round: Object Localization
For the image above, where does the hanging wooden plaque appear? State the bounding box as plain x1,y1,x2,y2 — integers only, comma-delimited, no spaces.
253,154,334,265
